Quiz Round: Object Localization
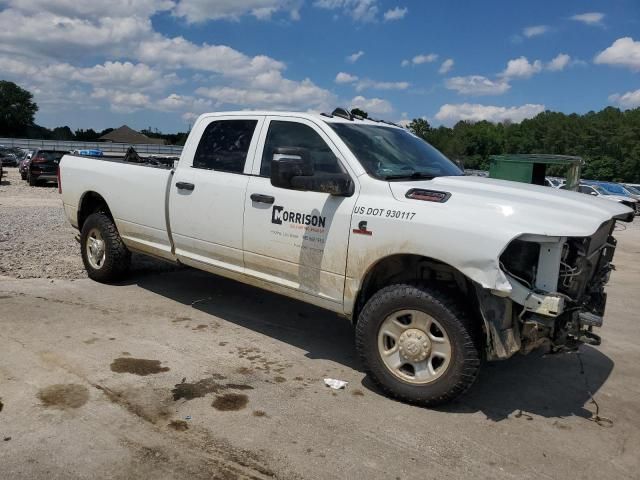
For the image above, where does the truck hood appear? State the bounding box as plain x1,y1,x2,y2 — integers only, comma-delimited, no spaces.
389,175,633,238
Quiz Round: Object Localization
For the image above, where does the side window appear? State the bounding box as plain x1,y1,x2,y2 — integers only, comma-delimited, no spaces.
260,120,343,177
193,119,258,173
579,185,594,194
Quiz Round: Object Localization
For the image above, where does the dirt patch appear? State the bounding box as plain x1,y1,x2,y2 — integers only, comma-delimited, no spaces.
83,337,100,345
253,410,267,417
273,376,286,383
352,389,365,397
38,384,89,409
95,384,173,424
212,393,248,411
172,316,190,323
172,378,223,401
192,324,208,330
172,378,252,401
110,358,170,376
168,420,189,431
224,384,253,391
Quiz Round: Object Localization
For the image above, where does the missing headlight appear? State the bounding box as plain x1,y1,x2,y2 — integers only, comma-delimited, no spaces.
500,240,540,289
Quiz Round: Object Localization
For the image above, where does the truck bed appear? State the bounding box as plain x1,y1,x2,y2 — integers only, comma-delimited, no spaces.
60,152,176,259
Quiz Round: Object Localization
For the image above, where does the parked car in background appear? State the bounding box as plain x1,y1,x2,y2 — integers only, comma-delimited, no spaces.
27,149,68,186
18,150,34,179
0,149,18,167
571,183,639,214
589,181,640,215
624,184,640,197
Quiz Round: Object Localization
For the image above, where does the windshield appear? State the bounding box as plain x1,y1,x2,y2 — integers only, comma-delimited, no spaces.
589,185,611,195
329,123,462,180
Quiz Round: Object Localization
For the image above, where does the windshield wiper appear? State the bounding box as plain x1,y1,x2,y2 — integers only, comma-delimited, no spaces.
383,171,436,180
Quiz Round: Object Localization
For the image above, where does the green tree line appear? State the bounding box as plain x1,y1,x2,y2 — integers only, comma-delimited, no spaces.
408,108,640,183
2,79,639,180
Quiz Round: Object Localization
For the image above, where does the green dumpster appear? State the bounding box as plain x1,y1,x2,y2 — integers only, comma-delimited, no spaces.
489,154,583,191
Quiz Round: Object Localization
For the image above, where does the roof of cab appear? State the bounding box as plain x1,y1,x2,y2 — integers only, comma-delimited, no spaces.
196,110,404,128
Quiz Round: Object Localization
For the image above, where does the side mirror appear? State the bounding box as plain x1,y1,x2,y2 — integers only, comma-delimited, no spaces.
590,192,598,196
270,147,313,189
270,147,354,196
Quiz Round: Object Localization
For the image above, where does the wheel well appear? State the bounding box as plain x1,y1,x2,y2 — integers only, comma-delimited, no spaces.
353,254,476,323
77,192,112,231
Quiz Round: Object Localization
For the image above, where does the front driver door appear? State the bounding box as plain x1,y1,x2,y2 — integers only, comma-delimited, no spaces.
243,116,358,308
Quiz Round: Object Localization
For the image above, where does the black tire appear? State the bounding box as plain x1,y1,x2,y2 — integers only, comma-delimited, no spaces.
28,173,37,186
80,212,131,282
20,171,26,180
355,283,482,406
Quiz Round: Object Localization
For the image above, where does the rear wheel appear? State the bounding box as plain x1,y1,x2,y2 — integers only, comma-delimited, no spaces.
355,283,481,406
28,173,37,186
80,212,131,282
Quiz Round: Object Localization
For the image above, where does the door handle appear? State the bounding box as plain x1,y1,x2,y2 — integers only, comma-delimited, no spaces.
250,193,275,204
175,181,195,191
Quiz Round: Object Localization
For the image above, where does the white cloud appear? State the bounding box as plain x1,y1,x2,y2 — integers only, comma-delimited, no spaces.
0,9,153,59
313,0,378,23
435,103,545,125
546,53,571,72
571,12,604,26
523,25,549,38
383,6,407,21
355,79,410,92
349,95,392,114
0,0,174,19
501,56,543,79
609,89,640,109
91,88,152,113
346,50,365,63
594,37,640,71
196,72,335,111
335,72,358,83
136,36,286,77
401,53,438,67
438,58,454,74
173,0,301,23
445,76,510,96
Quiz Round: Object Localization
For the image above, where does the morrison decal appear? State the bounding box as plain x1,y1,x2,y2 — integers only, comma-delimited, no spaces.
271,205,327,228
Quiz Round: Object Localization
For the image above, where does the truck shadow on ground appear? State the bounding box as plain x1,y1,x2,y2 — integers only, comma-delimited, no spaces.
131,266,614,422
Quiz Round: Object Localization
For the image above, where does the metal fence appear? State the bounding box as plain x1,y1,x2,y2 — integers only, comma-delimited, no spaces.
0,137,183,155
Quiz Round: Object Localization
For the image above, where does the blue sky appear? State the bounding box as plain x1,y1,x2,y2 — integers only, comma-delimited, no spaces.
0,0,639,133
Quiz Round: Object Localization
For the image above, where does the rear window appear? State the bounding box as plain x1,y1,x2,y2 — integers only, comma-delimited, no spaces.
38,151,67,160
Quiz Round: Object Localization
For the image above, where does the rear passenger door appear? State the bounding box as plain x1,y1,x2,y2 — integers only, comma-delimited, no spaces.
169,115,264,272
242,116,358,308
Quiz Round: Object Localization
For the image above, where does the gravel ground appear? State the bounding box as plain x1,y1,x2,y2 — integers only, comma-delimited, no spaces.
0,168,176,279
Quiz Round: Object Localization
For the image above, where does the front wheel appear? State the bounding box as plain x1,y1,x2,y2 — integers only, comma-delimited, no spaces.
80,212,131,282
355,283,482,406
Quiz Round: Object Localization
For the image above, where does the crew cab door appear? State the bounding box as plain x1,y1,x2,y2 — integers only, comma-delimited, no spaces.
169,115,264,272
243,116,358,308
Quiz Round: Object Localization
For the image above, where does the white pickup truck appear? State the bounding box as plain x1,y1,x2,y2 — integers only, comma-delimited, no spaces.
59,109,634,406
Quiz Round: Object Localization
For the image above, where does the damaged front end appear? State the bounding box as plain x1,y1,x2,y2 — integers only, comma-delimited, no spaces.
477,220,620,361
